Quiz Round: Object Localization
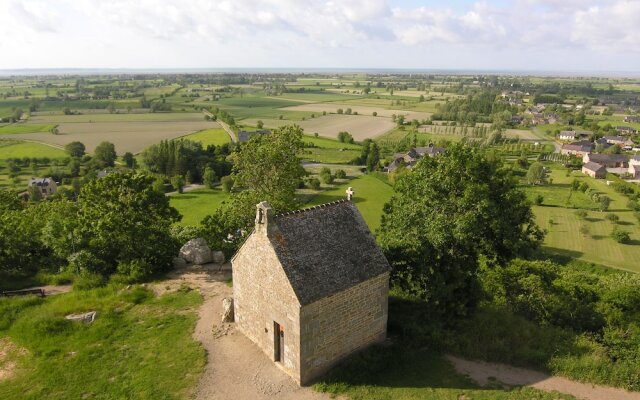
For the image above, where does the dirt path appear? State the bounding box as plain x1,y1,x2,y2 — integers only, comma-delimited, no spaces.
447,355,640,400
155,264,332,400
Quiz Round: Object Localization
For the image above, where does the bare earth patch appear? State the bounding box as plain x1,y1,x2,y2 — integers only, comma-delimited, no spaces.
154,264,334,400
447,355,640,400
280,103,432,121
0,338,26,382
8,121,220,154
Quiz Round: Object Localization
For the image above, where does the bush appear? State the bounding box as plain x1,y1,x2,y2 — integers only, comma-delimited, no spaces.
605,213,620,224
575,209,588,219
73,272,107,291
534,194,544,205
335,169,347,179
308,178,321,190
611,228,631,244
117,259,154,282
220,176,234,192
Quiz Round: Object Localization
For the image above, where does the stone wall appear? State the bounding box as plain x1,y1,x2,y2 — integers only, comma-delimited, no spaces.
299,272,389,384
232,233,302,382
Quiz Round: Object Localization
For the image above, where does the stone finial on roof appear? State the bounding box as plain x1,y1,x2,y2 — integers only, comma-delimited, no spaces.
255,201,274,235
346,187,354,201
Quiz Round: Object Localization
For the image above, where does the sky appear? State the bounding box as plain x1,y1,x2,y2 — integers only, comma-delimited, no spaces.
0,0,639,73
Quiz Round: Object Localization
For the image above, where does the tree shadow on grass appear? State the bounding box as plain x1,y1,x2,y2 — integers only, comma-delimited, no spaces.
591,235,607,240
585,217,602,222
624,239,640,246
617,221,634,226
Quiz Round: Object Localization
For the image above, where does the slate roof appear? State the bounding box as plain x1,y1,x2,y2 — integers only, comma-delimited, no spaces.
415,145,445,156
28,177,53,187
238,130,270,142
583,161,606,172
562,140,594,152
587,153,629,164
269,200,391,305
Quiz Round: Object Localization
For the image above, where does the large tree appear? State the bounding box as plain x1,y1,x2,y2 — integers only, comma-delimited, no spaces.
65,141,86,158
94,141,117,167
201,124,305,256
378,143,543,320
231,124,305,211
73,171,181,277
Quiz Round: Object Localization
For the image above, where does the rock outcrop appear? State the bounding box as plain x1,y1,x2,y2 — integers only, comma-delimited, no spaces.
179,238,213,265
221,297,234,323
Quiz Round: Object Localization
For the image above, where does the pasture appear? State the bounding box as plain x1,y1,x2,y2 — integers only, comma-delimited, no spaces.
6,120,219,154
0,140,66,160
0,124,55,135
29,112,207,124
183,128,231,146
0,286,205,400
170,188,230,226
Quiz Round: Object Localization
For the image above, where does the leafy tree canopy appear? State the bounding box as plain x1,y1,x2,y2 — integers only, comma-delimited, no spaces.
378,143,543,320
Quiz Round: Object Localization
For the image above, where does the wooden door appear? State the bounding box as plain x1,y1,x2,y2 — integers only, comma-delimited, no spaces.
274,322,284,362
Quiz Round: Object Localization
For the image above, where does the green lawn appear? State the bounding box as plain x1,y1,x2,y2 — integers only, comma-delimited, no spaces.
183,128,231,146
0,140,66,160
307,173,393,231
0,286,205,400
303,135,362,150
300,148,361,164
169,188,231,226
0,124,55,135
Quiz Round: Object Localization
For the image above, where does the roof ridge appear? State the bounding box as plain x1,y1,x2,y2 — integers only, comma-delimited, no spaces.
275,199,349,218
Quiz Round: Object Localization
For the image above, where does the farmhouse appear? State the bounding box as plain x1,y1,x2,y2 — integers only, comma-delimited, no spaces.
28,177,57,197
603,135,629,146
583,153,629,168
616,126,638,135
582,162,607,179
624,116,640,123
385,144,444,172
558,130,577,141
232,200,390,385
561,140,594,156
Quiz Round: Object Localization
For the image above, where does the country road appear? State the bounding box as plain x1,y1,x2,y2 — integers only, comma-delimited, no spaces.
203,110,236,143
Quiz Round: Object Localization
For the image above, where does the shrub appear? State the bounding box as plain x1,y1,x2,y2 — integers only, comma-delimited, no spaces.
575,209,588,219
308,178,321,190
220,176,233,193
605,213,620,224
335,169,347,179
337,108,343,114
611,228,631,244
534,194,544,205
116,259,153,282
73,272,106,291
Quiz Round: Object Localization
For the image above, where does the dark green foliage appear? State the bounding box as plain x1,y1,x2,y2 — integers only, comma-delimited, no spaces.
611,228,630,244
72,172,180,278
122,151,136,168
335,169,347,179
93,141,117,167
64,141,85,158
378,143,543,320
220,175,233,192
142,139,231,182
203,166,217,189
337,131,354,144
200,125,305,257
319,167,334,184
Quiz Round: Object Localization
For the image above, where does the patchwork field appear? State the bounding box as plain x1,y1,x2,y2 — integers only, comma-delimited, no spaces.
7,120,220,154
182,128,231,146
299,114,395,140
280,103,432,121
0,140,66,160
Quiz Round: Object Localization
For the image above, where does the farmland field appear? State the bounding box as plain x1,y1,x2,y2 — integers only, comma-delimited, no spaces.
0,140,66,160
6,120,220,154
29,112,207,124
298,114,395,140
0,124,55,135
281,103,432,121
183,128,231,146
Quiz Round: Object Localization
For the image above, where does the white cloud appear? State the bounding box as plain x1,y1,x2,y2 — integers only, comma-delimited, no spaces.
0,0,639,71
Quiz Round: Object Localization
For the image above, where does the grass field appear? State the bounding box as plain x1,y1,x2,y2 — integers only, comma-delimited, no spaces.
29,112,207,124
170,188,231,226
524,164,640,272
307,173,393,231
183,128,231,146
0,286,205,400
7,120,219,154
0,140,66,160
281,103,432,121
0,124,54,135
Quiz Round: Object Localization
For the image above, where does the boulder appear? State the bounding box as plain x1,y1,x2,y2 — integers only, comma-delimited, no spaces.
221,297,234,323
65,311,97,324
179,238,212,265
172,257,187,268
212,251,225,264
